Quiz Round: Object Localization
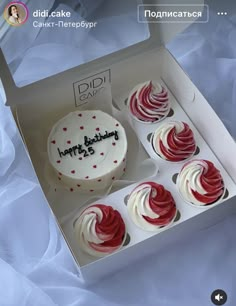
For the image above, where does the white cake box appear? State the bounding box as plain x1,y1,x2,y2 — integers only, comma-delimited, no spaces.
1,0,236,284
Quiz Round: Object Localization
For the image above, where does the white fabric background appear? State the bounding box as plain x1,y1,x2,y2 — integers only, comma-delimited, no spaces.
0,2,236,306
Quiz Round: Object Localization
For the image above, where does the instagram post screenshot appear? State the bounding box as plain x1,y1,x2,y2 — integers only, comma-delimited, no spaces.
0,0,236,305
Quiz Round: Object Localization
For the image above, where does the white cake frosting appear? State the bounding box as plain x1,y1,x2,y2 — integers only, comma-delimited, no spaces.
47,110,127,192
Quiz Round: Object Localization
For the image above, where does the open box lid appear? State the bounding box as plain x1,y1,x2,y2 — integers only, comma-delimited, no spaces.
0,0,204,106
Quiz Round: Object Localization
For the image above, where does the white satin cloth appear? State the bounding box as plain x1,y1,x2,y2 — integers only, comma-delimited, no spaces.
0,3,236,306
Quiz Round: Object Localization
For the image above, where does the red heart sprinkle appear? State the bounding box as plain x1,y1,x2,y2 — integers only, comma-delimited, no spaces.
116,123,119,127
92,116,96,119
123,168,126,172
112,176,115,180
123,158,125,162
112,142,116,146
100,152,104,156
51,140,56,144
63,128,67,131
71,170,75,174
70,188,74,192
114,160,118,163
78,113,82,117
98,179,102,182
96,127,100,131
85,176,89,179
78,157,82,160
77,184,81,187
67,140,71,144
93,165,97,168
57,160,61,163
80,126,84,130
90,190,94,192
58,172,62,176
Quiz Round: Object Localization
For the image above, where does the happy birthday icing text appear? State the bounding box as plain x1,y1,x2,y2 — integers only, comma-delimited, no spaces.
57,130,119,158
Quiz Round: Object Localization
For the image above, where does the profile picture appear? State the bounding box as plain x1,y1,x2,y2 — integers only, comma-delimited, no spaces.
4,2,29,26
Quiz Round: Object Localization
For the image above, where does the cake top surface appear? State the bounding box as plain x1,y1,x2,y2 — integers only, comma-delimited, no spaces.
48,110,127,180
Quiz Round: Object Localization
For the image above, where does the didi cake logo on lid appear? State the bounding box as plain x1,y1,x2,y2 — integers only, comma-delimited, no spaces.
73,69,111,107
4,2,29,26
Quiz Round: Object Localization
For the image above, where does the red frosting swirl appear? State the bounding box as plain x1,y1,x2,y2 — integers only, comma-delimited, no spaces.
128,81,170,123
91,204,125,251
152,121,196,162
177,159,225,205
127,182,177,231
75,204,126,257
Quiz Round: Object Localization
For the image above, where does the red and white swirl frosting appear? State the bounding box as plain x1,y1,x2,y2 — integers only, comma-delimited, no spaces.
128,81,170,123
127,182,177,231
177,159,225,206
152,121,196,162
74,204,126,257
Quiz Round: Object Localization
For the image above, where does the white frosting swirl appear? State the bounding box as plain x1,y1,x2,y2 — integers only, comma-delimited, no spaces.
152,121,196,162
128,81,170,123
74,205,126,257
177,159,225,206
127,182,177,231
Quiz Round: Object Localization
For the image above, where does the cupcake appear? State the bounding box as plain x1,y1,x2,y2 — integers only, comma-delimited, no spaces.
177,159,225,206
152,121,196,162
74,204,126,257
128,81,170,123
127,182,177,231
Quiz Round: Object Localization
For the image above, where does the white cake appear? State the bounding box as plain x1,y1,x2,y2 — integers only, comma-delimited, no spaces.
47,110,127,192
